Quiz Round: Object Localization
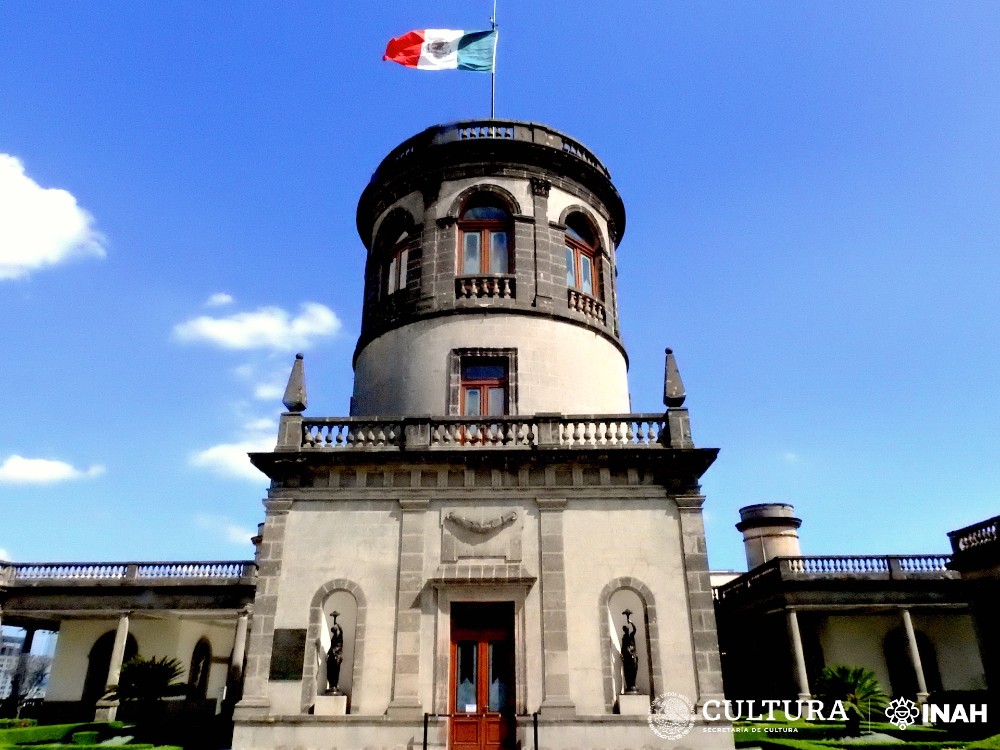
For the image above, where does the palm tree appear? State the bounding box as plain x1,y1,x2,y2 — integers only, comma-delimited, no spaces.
814,665,888,735
114,655,185,705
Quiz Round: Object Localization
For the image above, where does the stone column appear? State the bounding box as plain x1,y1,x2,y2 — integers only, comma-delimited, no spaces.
106,614,131,688
231,609,251,678
94,613,131,721
786,608,811,701
537,497,575,715
676,494,726,705
387,497,427,717
530,177,558,311
901,609,930,703
235,497,291,719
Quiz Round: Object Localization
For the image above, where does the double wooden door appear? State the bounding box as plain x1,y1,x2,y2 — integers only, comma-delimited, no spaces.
450,602,515,750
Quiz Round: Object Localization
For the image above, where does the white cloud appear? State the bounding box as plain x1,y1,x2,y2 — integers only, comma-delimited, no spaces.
0,455,105,484
172,302,340,352
195,513,255,546
782,452,800,463
253,382,284,401
0,154,106,280
205,292,234,307
190,437,273,481
0,548,10,561
243,417,277,432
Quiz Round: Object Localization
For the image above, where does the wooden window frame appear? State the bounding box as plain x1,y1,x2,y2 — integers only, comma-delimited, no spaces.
460,359,509,417
565,234,601,300
457,202,512,276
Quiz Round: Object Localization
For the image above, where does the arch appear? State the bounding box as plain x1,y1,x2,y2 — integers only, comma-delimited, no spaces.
884,626,943,696
557,204,610,254
446,184,522,219
188,637,212,699
81,630,138,706
373,207,418,256
597,578,662,712
300,578,368,713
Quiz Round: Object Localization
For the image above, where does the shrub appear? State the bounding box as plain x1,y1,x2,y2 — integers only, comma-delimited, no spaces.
814,666,889,736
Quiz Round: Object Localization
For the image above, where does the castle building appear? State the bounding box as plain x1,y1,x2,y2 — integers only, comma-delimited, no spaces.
230,120,730,750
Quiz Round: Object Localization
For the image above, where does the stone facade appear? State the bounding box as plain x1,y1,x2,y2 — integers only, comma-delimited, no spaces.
231,120,732,750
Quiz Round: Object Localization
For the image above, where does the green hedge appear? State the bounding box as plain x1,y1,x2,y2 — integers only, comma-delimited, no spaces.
0,722,128,747
967,735,1000,750
0,722,35,731
742,739,968,750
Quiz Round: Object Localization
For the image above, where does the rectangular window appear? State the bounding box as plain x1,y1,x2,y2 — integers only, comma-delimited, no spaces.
580,253,593,295
384,247,411,297
489,232,508,274
565,246,576,287
463,233,481,274
461,359,509,416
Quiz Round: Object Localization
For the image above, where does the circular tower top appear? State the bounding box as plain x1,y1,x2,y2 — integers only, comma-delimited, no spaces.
351,119,631,417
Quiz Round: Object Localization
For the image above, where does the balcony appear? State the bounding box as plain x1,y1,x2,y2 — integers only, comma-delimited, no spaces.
455,274,516,300
290,413,680,451
567,289,606,325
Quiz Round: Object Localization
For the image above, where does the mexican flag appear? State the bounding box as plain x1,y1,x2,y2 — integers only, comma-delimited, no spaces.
383,29,497,72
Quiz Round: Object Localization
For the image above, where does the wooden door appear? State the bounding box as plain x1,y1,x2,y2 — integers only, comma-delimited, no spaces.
450,603,515,750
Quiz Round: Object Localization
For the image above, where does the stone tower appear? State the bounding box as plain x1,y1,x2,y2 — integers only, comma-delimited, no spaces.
233,120,730,750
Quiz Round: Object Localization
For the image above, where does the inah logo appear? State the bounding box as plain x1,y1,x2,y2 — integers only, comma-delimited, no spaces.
648,691,696,740
885,698,920,729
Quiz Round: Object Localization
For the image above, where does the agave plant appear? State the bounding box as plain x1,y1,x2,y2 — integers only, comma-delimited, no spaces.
114,655,186,704
814,665,888,735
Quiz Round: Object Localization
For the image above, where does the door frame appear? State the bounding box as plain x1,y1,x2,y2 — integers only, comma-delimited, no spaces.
433,586,530,717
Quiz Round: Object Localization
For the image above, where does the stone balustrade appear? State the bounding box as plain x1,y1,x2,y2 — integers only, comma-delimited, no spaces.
283,413,683,452
714,554,954,602
949,515,999,552
377,120,611,180
455,275,515,300
567,289,607,324
1,560,256,585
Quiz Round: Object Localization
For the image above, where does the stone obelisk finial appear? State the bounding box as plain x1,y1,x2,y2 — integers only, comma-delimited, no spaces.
282,353,307,413
663,348,686,408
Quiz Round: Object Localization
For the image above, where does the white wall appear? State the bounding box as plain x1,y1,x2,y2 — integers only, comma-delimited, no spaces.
353,314,630,416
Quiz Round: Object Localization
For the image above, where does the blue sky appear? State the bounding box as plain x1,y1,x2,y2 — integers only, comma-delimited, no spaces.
1,2,997,572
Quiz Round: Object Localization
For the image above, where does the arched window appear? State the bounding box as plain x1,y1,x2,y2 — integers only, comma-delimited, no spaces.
375,211,419,298
564,213,601,299
82,630,138,706
458,196,512,275
188,638,212,699
884,627,943,696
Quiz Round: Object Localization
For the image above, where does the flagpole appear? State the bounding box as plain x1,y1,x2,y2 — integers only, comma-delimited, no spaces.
490,0,498,117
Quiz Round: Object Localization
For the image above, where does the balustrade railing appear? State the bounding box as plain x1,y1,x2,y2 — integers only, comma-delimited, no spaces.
292,414,670,451
949,515,999,553
714,554,954,602
376,121,611,180
567,289,607,324
458,123,515,140
303,420,402,449
5,560,256,584
456,275,515,300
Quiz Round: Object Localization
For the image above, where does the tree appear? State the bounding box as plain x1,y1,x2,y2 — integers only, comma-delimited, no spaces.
814,665,889,735
114,655,185,705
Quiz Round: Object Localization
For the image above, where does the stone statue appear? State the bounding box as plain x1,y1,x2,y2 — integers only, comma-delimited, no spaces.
326,611,344,695
621,609,639,694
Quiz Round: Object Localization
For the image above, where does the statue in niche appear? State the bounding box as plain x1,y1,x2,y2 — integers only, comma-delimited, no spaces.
325,610,344,695
621,609,639,694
